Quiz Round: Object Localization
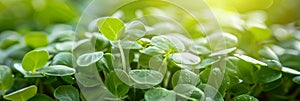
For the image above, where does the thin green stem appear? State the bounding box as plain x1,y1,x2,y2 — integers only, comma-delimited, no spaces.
159,49,173,72
163,71,171,88
118,40,127,71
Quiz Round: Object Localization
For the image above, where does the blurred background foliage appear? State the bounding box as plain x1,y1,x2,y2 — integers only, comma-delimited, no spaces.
0,0,299,32
0,0,86,31
205,0,300,25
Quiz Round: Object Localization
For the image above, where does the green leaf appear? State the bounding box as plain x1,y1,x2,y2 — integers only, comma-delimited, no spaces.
114,69,132,86
281,67,300,75
223,32,238,48
77,52,104,67
129,69,163,86
259,47,279,60
97,53,115,73
262,79,282,91
199,67,230,96
209,47,236,57
29,94,54,101
22,50,49,73
74,73,102,87
1,39,19,49
55,41,73,52
145,88,176,101
52,52,73,67
54,85,79,101
227,83,250,95
255,66,282,83
105,71,129,97
264,60,282,71
0,65,14,92
97,17,125,41
111,41,143,49
237,60,255,83
197,84,224,101
189,45,211,55
93,34,111,51
148,55,167,74
246,11,270,42
122,29,146,41
292,76,300,85
234,54,267,66
126,21,146,31
24,72,45,78
140,46,165,56
225,56,239,76
172,70,199,87
170,52,201,65
196,58,219,69
233,94,258,101
41,65,75,76
0,31,20,49
121,21,146,41
208,32,238,50
24,32,48,48
4,85,37,101
151,35,184,52
174,84,205,101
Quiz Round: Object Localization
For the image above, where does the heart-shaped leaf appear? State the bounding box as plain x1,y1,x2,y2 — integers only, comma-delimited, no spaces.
4,85,37,101
97,17,125,41
41,65,75,76
22,50,49,73
54,85,79,101
77,52,104,67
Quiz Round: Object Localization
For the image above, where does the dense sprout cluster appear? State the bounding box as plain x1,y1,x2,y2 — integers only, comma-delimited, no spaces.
0,0,300,101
